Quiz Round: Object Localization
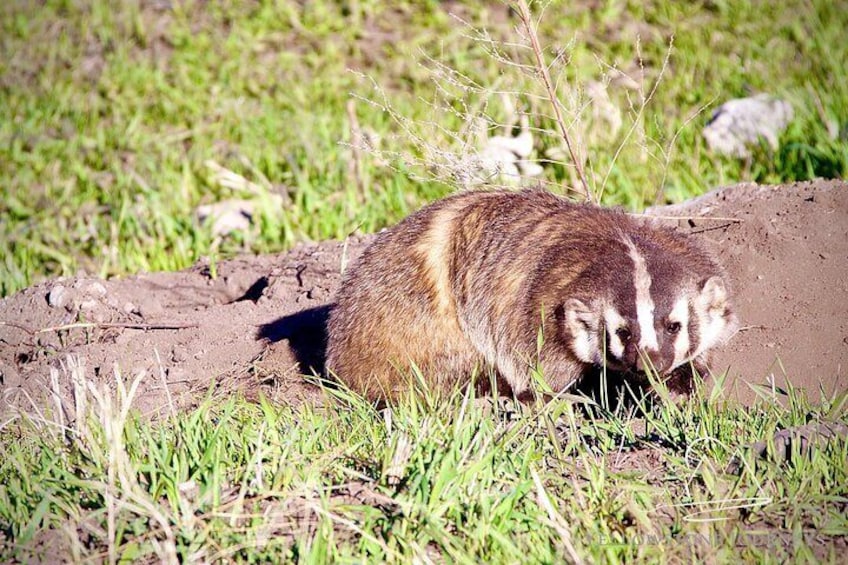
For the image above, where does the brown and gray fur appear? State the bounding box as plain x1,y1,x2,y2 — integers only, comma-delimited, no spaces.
326,189,737,402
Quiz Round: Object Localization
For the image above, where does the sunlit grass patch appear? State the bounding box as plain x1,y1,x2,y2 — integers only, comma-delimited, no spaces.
1,358,845,562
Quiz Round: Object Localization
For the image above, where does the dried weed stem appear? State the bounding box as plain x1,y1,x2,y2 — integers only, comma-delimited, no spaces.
514,0,593,203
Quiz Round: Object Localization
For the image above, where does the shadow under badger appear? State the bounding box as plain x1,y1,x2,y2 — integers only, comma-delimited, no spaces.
326,189,737,402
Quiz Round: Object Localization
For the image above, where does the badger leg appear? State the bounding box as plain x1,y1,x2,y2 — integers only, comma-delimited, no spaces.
492,346,583,401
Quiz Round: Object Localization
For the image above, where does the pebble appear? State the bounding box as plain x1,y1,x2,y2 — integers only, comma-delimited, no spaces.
138,297,164,319
47,285,70,309
171,347,187,363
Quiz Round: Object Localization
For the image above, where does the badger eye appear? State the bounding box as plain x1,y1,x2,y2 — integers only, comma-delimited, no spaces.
616,328,632,342
666,321,682,335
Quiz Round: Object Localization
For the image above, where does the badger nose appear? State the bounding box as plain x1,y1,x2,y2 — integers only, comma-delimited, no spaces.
635,349,664,373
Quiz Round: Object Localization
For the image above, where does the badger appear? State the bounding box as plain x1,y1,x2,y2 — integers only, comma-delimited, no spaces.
325,189,737,402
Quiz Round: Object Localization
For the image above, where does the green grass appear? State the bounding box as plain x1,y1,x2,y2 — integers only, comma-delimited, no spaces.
2,1,847,560
1,365,846,562
2,0,847,296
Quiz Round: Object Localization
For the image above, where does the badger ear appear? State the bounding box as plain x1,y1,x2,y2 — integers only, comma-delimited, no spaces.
562,298,598,332
700,276,728,311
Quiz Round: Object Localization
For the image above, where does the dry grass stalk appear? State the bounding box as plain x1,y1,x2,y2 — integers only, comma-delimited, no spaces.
346,99,366,198
513,0,593,203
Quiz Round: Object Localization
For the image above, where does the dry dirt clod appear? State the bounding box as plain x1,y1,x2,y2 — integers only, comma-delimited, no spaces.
84,282,107,298
137,297,165,320
725,422,848,474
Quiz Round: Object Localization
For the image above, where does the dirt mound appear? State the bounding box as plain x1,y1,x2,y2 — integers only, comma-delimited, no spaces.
648,179,848,403
0,240,362,418
1,180,846,418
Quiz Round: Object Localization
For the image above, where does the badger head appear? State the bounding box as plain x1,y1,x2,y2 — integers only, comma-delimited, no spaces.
563,235,738,380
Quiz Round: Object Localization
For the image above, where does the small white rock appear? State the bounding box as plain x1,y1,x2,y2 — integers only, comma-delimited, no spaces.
47,285,69,308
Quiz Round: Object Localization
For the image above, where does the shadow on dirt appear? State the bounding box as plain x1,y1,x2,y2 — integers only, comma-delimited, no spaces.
257,304,333,376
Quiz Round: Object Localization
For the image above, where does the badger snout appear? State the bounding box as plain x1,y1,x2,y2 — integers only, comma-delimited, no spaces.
633,347,669,374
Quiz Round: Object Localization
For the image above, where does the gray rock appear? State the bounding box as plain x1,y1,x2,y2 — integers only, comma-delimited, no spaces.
47,284,70,309
703,94,794,158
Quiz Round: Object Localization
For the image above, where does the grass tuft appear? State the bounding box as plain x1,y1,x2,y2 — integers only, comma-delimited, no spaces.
1,357,846,561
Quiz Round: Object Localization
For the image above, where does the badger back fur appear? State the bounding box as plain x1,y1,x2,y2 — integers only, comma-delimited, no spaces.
325,189,737,401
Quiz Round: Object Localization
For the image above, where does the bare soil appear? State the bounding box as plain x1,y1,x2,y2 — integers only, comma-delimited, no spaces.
648,179,848,403
1,180,846,419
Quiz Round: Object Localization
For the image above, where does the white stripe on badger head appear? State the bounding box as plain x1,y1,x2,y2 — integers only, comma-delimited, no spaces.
604,307,627,361
669,296,691,368
623,237,659,352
